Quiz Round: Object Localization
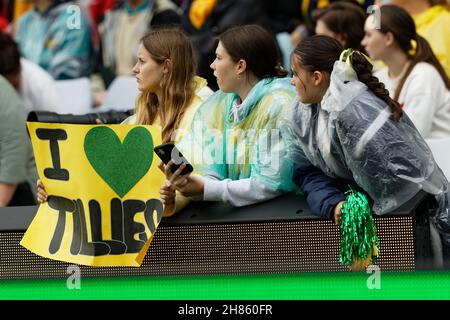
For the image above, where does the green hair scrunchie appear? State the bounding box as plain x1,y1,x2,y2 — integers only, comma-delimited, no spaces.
339,48,374,68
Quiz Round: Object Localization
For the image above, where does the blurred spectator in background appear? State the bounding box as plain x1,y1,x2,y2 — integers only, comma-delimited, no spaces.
290,0,374,49
0,32,61,114
98,0,181,88
0,75,38,207
378,0,450,77
312,1,366,51
15,0,93,80
182,0,302,90
362,5,450,138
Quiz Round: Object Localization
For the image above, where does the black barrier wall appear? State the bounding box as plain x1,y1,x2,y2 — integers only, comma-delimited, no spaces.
0,191,442,279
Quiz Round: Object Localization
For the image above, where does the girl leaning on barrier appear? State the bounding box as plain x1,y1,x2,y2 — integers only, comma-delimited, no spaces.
289,35,450,265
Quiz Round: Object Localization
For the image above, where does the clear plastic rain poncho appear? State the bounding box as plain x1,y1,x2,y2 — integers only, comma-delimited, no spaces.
289,56,450,245
177,77,298,193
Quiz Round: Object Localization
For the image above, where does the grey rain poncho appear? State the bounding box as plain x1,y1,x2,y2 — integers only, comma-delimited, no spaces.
290,59,450,245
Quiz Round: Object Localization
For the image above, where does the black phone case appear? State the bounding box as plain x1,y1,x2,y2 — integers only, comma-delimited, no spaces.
154,143,194,175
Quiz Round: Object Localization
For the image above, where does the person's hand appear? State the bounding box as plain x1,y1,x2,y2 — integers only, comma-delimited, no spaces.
36,179,48,203
158,160,203,197
333,201,344,225
94,90,107,108
160,180,176,217
175,174,204,197
350,257,371,272
158,160,190,187
160,180,175,205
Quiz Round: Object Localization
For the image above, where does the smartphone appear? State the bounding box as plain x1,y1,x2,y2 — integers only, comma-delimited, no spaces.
154,143,194,175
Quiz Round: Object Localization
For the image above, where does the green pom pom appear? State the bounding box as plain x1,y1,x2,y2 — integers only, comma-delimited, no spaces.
339,190,380,267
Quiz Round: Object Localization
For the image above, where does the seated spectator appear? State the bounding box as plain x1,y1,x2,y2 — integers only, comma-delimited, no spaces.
362,5,450,138
312,1,366,51
160,25,297,211
37,27,214,217
290,0,374,49
0,33,61,114
15,0,93,80
379,0,450,78
98,0,181,87
0,75,38,207
290,35,450,265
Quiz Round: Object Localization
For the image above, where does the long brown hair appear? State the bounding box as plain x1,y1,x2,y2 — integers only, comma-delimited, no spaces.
376,5,450,101
135,28,197,143
293,35,403,121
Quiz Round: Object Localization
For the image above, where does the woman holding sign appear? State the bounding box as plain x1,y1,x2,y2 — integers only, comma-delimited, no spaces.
159,25,298,211
37,27,213,216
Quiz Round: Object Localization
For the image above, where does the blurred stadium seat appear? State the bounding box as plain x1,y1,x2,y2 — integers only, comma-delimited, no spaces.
54,77,93,115
98,76,139,112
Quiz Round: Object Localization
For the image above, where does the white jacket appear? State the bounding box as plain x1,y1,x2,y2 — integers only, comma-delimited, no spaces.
375,62,450,138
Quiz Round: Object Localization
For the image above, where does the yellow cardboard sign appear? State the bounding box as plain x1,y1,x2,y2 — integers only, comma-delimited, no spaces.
21,123,164,267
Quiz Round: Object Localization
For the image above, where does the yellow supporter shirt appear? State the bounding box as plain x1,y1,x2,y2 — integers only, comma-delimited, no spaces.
414,5,450,77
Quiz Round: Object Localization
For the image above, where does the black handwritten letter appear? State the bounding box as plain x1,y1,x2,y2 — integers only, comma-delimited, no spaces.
47,196,75,254
88,199,127,255
36,128,69,180
123,200,146,253
76,199,110,256
144,199,163,235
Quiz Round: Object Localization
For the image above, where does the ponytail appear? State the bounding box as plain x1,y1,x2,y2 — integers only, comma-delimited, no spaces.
375,5,450,100
394,35,450,101
350,52,403,122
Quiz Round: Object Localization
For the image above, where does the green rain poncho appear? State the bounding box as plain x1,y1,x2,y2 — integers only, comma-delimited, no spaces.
178,77,298,200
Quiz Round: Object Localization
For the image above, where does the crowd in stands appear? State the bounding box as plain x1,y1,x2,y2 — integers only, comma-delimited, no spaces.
2,0,450,266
